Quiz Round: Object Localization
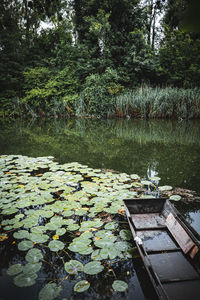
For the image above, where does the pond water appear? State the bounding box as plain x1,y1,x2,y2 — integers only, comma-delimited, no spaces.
0,118,200,300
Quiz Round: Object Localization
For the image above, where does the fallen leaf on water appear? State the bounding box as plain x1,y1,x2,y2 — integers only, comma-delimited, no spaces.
0,234,8,242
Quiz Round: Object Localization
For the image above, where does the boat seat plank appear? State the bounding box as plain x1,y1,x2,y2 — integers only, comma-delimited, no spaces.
148,252,199,282
163,280,200,300
136,230,179,252
166,213,197,255
131,213,165,229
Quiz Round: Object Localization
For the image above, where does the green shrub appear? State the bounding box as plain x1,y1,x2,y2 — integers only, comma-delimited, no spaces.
76,68,124,116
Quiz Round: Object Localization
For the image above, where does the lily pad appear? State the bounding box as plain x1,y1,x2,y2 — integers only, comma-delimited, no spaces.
56,228,66,236
119,230,132,241
13,230,29,239
48,240,65,252
39,283,62,300
7,264,23,276
104,222,118,230
14,272,37,287
64,260,83,274
67,224,80,231
23,262,42,274
18,240,34,251
29,233,49,243
169,195,181,201
25,248,43,263
159,185,173,191
112,280,128,292
83,261,104,275
74,280,90,293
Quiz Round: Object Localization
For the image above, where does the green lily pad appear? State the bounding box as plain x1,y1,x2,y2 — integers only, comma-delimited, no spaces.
14,272,37,287
23,262,42,274
7,264,23,276
74,280,90,293
112,280,128,292
25,248,43,263
141,180,153,186
115,241,132,252
29,233,49,243
91,249,103,261
104,222,118,230
56,228,66,236
39,283,62,300
18,240,34,251
159,185,173,191
169,195,181,201
83,261,104,275
94,237,117,249
100,247,118,260
64,260,83,274
67,224,80,231
48,240,65,252
13,230,30,239
119,230,132,241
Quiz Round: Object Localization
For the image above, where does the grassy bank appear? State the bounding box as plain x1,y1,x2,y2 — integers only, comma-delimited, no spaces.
1,86,200,119
113,87,200,119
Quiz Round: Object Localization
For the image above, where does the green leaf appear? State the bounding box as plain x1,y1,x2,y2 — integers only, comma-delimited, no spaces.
119,230,132,241
64,260,83,274
169,195,181,201
74,280,90,293
48,240,65,252
112,280,128,292
18,240,34,251
7,264,23,276
25,248,43,263
83,261,104,275
159,185,173,191
14,273,37,287
39,283,62,300
23,262,42,274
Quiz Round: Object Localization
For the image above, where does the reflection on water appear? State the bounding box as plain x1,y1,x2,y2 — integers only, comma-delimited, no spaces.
0,118,200,193
0,118,200,299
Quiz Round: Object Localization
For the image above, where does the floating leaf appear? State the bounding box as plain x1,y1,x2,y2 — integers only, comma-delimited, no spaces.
25,248,43,263
48,240,64,252
67,224,80,231
74,280,90,293
14,272,37,287
29,233,49,243
83,261,104,275
64,260,83,274
0,233,8,242
94,237,117,249
104,222,118,230
159,185,173,191
91,249,103,261
18,240,34,251
7,264,23,276
141,180,153,186
39,283,62,300
169,195,181,201
119,230,132,241
23,262,42,274
112,280,128,292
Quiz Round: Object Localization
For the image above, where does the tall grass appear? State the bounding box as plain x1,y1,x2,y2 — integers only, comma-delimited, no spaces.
114,86,200,119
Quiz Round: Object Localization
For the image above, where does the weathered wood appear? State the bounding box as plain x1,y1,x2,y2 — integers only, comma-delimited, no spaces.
166,213,196,255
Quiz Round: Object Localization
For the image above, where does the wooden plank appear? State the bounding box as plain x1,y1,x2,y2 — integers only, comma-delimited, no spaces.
165,213,195,255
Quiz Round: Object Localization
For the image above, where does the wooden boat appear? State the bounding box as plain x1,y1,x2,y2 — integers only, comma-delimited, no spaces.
124,198,200,300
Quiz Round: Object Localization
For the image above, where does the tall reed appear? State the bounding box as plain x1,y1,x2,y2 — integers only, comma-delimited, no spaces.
114,86,200,119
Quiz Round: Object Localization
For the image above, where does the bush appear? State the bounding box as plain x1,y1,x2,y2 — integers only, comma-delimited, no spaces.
76,68,124,117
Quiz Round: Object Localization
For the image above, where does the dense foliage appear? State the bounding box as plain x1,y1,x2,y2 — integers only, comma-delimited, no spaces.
0,0,200,118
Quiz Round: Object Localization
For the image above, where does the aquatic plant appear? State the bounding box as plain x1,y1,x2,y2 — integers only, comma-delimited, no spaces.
0,154,181,299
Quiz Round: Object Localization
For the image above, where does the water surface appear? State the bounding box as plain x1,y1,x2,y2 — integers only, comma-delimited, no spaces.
0,118,200,300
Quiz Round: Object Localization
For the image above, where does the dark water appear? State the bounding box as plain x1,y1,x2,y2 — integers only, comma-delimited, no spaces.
0,118,200,300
